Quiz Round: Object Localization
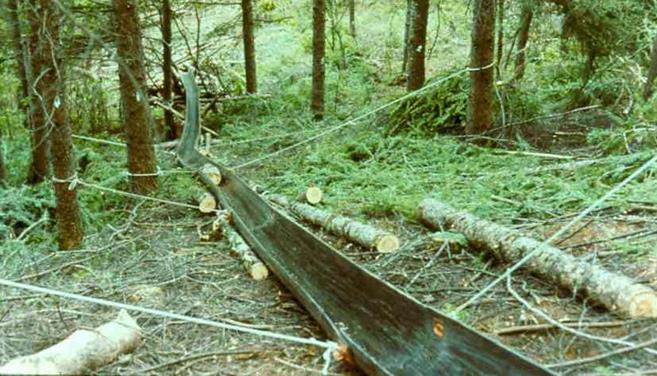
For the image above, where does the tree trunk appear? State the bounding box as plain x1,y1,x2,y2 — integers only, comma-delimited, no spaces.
0,132,5,184
513,5,533,81
7,0,30,128
35,0,84,250
161,0,175,140
417,199,657,318
241,0,257,94
348,0,356,39
466,0,496,135
406,0,429,91
643,33,657,100
26,0,50,184
112,0,159,193
495,0,504,77
402,0,412,75
310,0,325,120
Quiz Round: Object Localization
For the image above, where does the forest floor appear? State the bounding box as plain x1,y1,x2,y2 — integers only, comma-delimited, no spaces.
2,124,657,375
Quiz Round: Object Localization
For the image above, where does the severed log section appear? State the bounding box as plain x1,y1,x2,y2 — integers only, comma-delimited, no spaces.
0,310,141,375
417,198,657,318
214,211,269,280
177,71,551,375
264,193,400,253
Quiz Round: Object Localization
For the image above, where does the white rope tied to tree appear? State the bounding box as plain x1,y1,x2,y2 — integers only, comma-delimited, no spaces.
124,166,162,178
466,61,496,72
0,278,339,367
51,172,79,190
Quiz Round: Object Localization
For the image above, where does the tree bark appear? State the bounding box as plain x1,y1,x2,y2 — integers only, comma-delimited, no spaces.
35,0,84,250
241,0,257,94
402,0,412,75
112,0,158,193
417,198,657,318
406,0,429,91
0,132,5,184
495,0,504,77
310,0,325,120
214,212,269,280
161,0,175,140
348,0,356,39
266,193,400,253
26,0,50,184
514,5,533,81
466,0,496,135
643,33,657,100
0,310,141,375
7,0,30,128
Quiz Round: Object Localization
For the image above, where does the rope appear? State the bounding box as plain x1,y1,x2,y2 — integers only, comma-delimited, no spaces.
467,62,496,72
125,166,162,178
0,278,338,351
232,68,470,169
454,154,657,313
51,173,79,190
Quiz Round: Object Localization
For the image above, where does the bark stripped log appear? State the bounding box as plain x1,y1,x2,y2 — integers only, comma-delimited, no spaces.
417,198,657,318
177,71,551,375
0,310,141,375
266,193,400,253
215,211,269,280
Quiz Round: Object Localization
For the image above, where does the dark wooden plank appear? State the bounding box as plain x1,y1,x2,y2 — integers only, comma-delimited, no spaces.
177,72,553,376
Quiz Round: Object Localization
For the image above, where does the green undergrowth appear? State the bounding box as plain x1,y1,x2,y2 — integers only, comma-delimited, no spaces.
219,121,657,226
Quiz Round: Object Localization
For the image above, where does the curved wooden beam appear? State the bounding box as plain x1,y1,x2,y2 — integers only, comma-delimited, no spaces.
176,71,552,375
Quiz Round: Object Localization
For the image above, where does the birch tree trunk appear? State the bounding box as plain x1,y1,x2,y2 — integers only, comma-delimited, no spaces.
112,0,159,193
466,0,496,135
241,0,257,94
417,198,657,318
310,0,325,120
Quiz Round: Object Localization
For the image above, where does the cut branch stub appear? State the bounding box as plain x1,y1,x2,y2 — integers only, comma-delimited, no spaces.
417,198,657,318
201,164,222,185
198,193,217,213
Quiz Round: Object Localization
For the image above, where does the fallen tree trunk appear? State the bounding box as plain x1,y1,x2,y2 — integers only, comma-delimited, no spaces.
214,211,269,280
417,198,657,318
265,193,400,253
0,310,141,375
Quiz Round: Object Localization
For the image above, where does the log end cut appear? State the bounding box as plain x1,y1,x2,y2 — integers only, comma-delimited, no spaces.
198,193,217,213
249,262,269,280
375,234,400,253
627,291,657,318
201,164,222,186
301,186,323,205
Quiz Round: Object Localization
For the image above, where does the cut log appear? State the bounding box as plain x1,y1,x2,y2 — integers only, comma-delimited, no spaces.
214,211,269,280
0,310,141,375
201,163,222,185
198,193,216,213
298,185,323,205
417,198,657,318
266,193,400,253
